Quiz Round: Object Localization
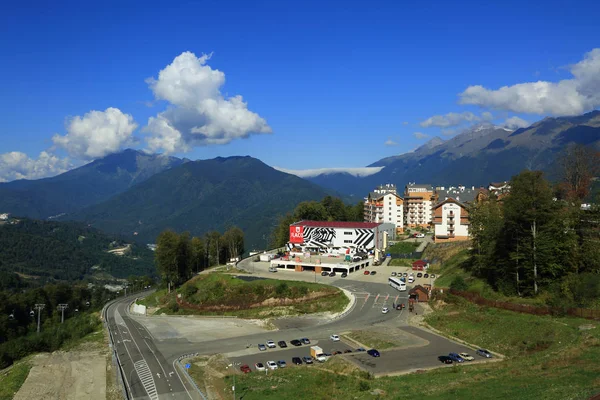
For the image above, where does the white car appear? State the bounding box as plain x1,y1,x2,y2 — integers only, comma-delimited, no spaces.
330,334,340,341
382,307,389,314
266,340,276,348
266,361,278,370
459,352,475,361
416,233,425,238
254,362,266,371
408,276,414,283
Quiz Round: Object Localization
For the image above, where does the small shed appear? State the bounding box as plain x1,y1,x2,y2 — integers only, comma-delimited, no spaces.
409,285,430,302
412,259,427,271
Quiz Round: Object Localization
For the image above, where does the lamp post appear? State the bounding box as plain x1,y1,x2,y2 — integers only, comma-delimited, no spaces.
227,362,242,400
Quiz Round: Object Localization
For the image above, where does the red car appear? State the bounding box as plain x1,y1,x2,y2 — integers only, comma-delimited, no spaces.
364,270,370,275
240,364,251,373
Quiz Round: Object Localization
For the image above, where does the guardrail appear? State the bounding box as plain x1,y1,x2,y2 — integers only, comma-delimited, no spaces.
102,298,131,400
175,353,208,400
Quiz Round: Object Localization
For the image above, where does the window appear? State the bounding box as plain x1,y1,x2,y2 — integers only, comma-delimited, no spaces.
344,240,353,243
344,231,352,235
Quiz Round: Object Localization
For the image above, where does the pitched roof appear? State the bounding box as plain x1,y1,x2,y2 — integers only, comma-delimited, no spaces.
436,188,478,204
409,285,429,294
434,197,468,209
291,220,380,229
412,259,427,265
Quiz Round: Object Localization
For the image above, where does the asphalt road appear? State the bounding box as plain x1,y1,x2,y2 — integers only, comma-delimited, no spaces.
105,254,491,398
106,298,198,399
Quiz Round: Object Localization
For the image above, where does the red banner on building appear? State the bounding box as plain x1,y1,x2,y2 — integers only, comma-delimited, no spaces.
289,226,304,243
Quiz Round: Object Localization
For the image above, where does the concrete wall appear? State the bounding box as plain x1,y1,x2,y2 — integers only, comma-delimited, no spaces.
132,303,147,315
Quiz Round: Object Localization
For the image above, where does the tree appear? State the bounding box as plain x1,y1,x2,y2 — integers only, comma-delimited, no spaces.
503,171,574,295
558,144,600,203
293,201,328,221
321,196,348,221
222,227,244,261
175,232,192,284
271,213,297,248
190,237,206,274
205,231,222,266
155,230,179,287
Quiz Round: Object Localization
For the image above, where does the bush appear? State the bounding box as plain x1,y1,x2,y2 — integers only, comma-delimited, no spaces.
450,276,468,291
358,380,371,391
182,284,198,298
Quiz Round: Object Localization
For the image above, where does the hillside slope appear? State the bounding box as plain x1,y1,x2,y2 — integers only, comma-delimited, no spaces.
65,156,334,249
308,111,600,194
0,218,154,281
0,149,186,219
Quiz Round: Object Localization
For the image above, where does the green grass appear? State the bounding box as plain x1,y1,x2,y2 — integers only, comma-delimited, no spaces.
212,302,600,400
0,362,31,400
388,242,419,254
345,330,398,350
146,273,349,318
431,249,471,287
388,258,418,267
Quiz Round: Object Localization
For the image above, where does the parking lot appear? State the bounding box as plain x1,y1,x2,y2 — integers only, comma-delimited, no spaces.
228,335,362,371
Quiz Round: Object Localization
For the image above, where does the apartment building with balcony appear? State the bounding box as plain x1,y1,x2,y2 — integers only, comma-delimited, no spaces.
404,183,435,229
363,184,404,234
432,186,479,242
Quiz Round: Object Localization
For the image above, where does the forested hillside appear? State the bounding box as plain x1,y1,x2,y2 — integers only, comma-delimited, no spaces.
0,218,155,281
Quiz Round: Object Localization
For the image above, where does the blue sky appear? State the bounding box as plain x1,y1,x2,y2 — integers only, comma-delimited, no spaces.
1,0,599,181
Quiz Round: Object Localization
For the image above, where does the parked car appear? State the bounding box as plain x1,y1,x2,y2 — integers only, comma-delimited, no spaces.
266,340,276,348
240,364,251,373
341,272,348,278
400,277,406,282
382,307,389,314
417,272,423,278
302,356,314,364
370,271,377,275
416,233,425,238
344,349,353,353
430,274,436,278
329,271,336,277
476,349,492,358
438,356,453,364
330,334,340,341
277,340,287,348
364,270,370,275
367,349,380,357
391,272,397,276
356,347,366,352
332,350,342,355
424,273,429,278
277,360,287,368
292,357,302,365
301,338,311,344
266,361,278,370
290,339,302,346
459,352,474,361
268,267,278,272
408,276,414,283
321,271,329,276
403,272,408,276
258,344,267,351
255,362,266,371
448,353,464,363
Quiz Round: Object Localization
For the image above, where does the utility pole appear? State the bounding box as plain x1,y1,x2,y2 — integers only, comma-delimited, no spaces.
34,304,45,333
57,304,68,323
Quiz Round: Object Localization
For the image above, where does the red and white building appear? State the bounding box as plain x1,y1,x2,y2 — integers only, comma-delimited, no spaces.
433,198,470,242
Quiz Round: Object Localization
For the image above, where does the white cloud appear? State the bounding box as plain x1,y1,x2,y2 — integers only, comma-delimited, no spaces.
413,132,430,139
502,116,530,129
144,51,272,153
274,166,384,178
481,111,494,121
52,108,138,160
441,128,458,136
459,48,600,116
420,111,480,128
384,139,398,146
0,151,73,182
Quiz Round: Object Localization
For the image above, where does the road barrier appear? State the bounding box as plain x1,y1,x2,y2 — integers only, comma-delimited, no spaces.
102,298,131,400
175,353,208,400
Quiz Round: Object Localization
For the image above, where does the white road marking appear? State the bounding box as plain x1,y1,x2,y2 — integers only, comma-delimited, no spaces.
134,360,159,400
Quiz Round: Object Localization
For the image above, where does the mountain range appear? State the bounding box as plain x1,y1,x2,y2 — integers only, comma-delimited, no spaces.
0,149,186,219
0,111,598,252
306,111,600,196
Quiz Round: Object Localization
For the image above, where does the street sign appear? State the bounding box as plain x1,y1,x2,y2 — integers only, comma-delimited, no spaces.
185,363,191,369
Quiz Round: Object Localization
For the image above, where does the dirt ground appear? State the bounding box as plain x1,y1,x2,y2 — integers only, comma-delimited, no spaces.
13,330,116,400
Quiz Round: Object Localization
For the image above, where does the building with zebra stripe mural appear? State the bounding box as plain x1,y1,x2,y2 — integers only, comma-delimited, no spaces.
288,220,395,252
